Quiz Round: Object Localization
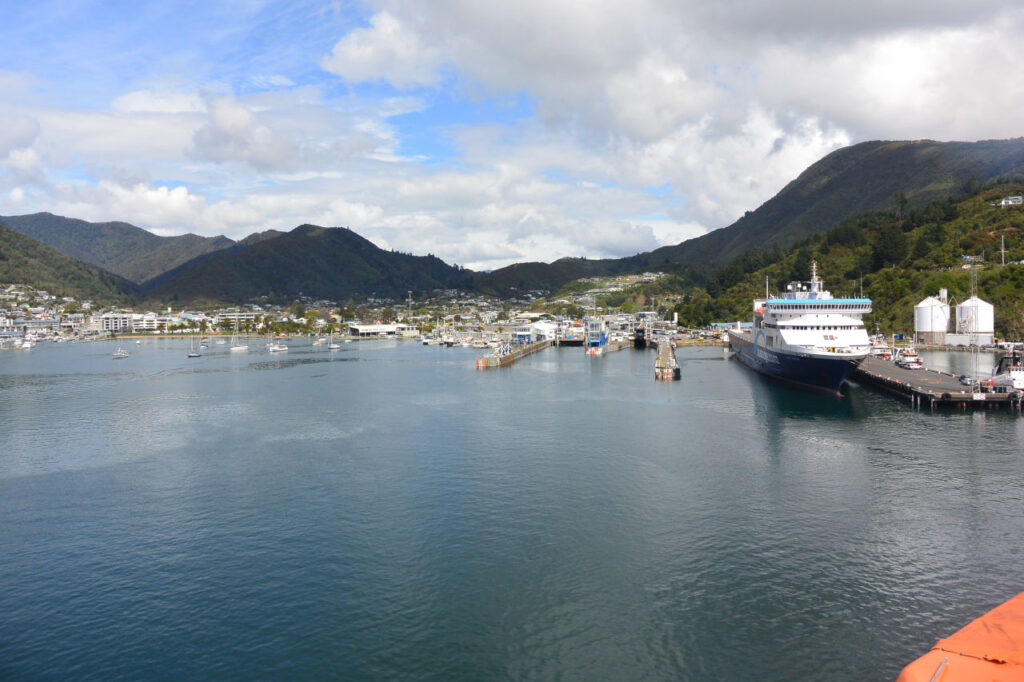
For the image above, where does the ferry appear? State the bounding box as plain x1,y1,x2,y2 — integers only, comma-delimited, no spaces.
727,263,871,395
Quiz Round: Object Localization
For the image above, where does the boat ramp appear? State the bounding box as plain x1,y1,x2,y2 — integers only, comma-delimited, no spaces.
853,356,1023,410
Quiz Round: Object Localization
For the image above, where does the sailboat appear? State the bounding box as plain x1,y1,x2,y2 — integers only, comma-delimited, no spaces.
112,346,129,359
266,327,287,353
327,330,341,350
186,335,201,358
229,318,248,353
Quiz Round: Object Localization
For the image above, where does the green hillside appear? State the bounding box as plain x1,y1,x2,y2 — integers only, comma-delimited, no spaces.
660,183,1024,338
0,212,234,284
141,224,473,305
0,222,137,303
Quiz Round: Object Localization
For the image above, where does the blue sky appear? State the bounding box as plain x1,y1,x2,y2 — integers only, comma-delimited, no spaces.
2,0,1023,270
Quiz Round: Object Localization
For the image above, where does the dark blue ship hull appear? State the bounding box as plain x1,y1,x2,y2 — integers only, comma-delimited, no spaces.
728,330,863,396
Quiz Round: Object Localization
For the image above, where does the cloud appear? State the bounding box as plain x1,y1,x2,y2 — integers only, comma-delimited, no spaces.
0,115,40,158
6,1,1024,275
112,90,204,114
320,11,443,88
191,95,297,170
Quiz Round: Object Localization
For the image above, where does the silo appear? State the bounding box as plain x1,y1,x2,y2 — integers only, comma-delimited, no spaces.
956,296,995,344
914,296,949,345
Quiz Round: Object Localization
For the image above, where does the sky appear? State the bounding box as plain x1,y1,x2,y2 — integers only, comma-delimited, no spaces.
1,1,1023,271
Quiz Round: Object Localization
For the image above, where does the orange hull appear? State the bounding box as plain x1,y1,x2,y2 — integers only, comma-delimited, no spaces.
897,591,1024,681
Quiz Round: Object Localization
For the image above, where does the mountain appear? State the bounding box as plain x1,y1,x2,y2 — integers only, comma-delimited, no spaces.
0,222,137,303
477,138,1024,294
648,138,1024,268
665,182,1024,336
141,224,472,304
0,212,234,284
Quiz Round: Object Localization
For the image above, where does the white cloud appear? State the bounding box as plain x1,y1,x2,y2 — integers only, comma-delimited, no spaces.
320,11,443,88
0,116,40,157
112,90,204,114
192,95,297,170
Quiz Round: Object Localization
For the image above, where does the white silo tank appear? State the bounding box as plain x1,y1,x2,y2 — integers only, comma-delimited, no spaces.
914,296,949,345
956,296,994,336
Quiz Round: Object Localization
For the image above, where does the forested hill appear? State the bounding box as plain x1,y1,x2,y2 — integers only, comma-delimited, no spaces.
0,212,234,284
0,222,137,304
140,224,473,306
664,183,1024,337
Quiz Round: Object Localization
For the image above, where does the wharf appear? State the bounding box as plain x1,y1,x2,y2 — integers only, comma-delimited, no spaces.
476,339,553,369
853,356,1023,410
654,340,680,381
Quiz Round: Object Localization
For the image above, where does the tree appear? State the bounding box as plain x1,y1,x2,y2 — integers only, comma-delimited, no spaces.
871,224,907,270
892,191,908,219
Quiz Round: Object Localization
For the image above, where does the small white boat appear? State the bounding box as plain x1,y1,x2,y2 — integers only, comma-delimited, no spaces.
113,347,129,359
870,334,892,360
268,342,288,353
894,346,923,370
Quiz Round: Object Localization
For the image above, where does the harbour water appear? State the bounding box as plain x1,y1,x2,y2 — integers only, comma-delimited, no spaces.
2,340,1024,680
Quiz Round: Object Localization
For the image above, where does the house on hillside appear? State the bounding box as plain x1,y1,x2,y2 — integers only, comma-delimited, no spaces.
999,195,1023,206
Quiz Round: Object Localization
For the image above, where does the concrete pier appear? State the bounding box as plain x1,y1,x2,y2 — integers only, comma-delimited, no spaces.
476,339,554,369
853,356,1023,410
654,340,680,381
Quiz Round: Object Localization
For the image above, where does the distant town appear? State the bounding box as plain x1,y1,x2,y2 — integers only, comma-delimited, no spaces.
0,272,698,349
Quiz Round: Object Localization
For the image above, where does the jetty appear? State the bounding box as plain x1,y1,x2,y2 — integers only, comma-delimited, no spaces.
853,356,1023,410
476,339,553,369
654,340,680,381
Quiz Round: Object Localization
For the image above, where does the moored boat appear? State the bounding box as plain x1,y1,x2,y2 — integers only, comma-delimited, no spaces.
726,262,871,395
990,346,1024,390
893,346,923,370
870,333,892,360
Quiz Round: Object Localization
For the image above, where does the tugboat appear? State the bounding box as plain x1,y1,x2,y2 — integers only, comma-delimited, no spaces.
726,262,872,395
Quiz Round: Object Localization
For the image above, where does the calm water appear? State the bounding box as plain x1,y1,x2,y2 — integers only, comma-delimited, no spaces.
2,339,1023,680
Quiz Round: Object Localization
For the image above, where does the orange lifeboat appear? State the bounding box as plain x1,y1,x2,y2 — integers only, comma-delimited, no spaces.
897,591,1024,681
